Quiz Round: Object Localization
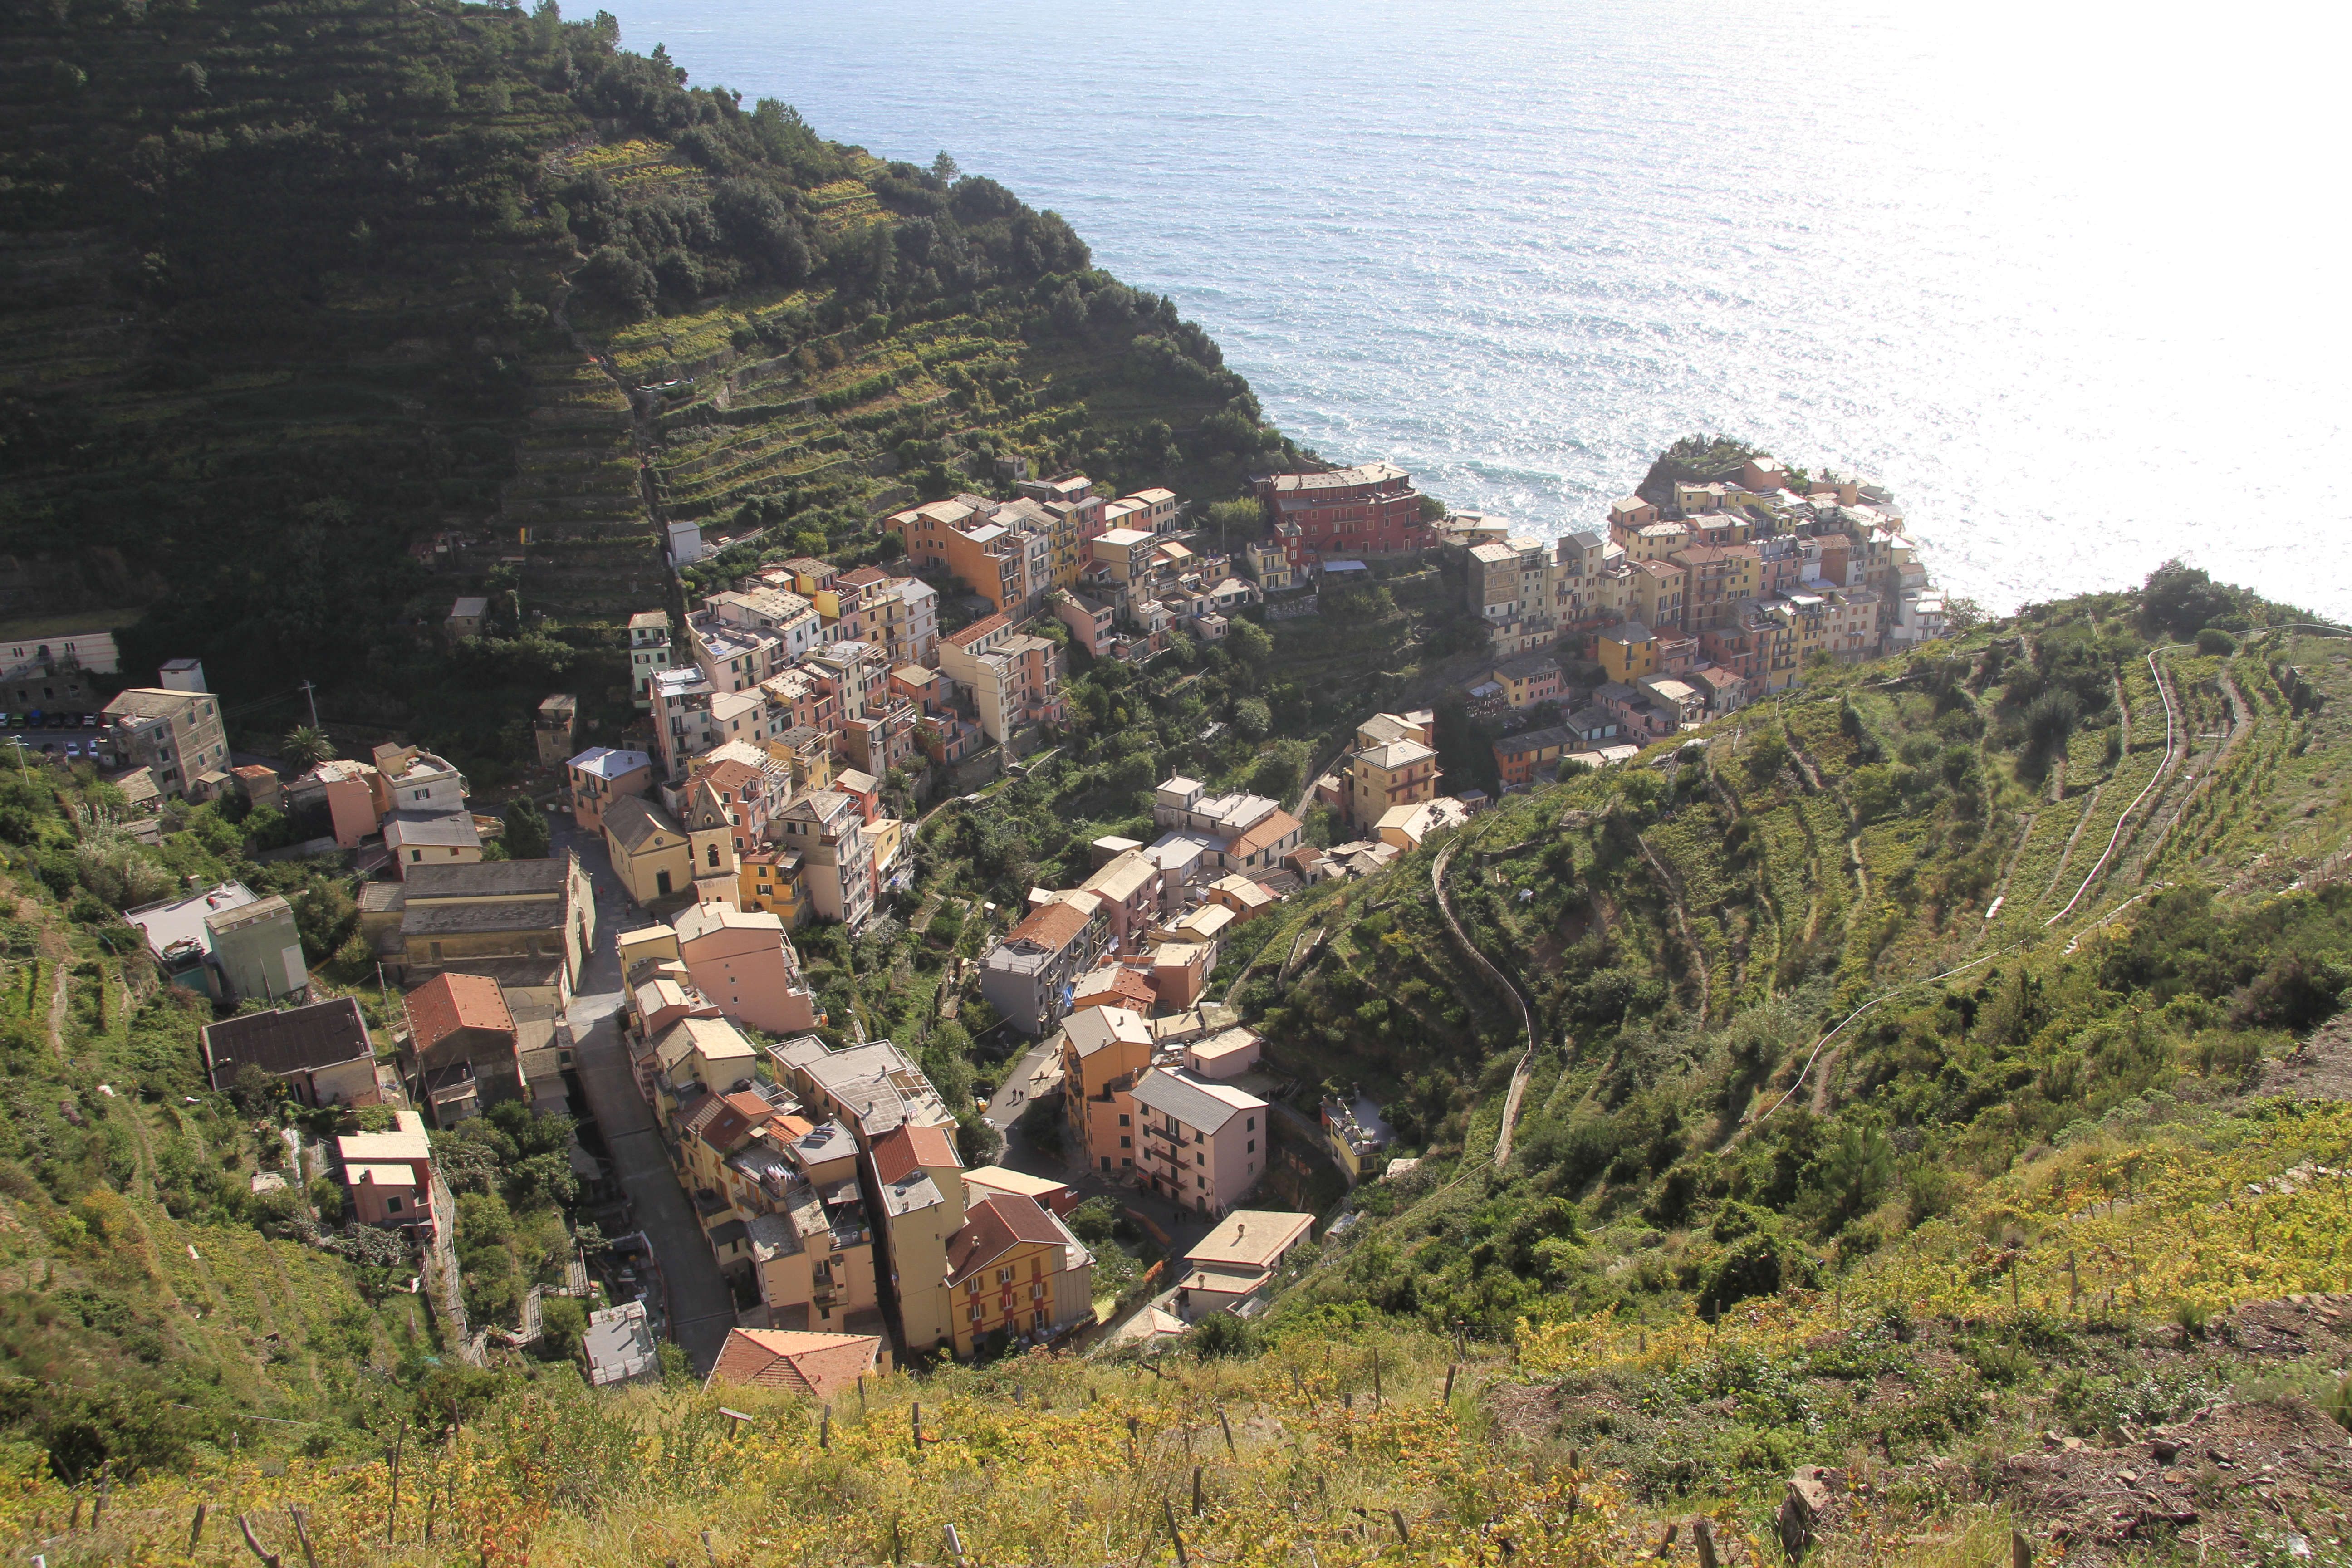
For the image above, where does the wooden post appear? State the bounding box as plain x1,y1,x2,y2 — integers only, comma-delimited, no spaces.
1442,1363,1457,1404
702,1527,721,1565
1372,1352,1382,1408
2012,1528,2033,1568
289,1506,320,1568
1192,1464,1205,1515
859,1375,868,1416
1695,1517,1719,1568
190,1501,210,1551
911,1401,922,1452
92,1466,108,1532
1165,1500,1190,1568
1218,1407,1236,1456
1128,1413,1141,1468
2068,1250,2079,1313
69,1497,82,1531
2011,1262,2020,1310
387,1416,407,1546
1391,1509,1411,1544
945,1522,967,1568
236,1514,284,1568
821,1405,832,1450
721,1407,752,1440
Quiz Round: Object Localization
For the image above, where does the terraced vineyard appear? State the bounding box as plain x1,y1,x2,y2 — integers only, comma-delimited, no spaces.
0,0,1301,720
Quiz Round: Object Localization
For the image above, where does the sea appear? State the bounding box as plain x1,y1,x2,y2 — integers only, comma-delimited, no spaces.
603,0,2352,621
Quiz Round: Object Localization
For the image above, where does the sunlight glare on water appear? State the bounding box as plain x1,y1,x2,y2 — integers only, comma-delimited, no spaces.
603,0,2352,617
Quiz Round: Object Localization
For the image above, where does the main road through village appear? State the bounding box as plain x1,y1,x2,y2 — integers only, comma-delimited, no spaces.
551,818,739,1374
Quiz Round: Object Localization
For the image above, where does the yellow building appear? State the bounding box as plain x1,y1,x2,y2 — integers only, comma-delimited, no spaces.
682,780,743,910
601,795,692,905
738,845,809,926
1596,620,1659,686
1626,557,1686,633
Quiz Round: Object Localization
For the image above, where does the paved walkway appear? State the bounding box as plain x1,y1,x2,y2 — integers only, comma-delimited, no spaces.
981,1036,1062,1132
554,821,739,1374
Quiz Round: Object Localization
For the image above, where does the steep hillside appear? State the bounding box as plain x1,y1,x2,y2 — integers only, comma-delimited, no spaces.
1239,568,2352,1327
0,0,1295,776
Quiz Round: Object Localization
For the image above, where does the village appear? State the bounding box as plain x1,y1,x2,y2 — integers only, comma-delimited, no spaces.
2,447,1945,1389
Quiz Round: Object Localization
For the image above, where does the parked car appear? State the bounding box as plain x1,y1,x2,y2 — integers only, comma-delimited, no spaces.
45,713,66,730
79,713,97,727
24,711,42,729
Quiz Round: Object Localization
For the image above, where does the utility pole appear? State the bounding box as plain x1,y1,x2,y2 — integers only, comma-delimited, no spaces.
299,680,320,728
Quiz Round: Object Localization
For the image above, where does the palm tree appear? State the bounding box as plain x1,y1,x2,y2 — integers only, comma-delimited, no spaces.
282,725,337,769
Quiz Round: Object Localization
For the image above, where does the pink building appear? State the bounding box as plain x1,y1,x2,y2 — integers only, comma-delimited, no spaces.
1130,1067,1269,1218
673,902,818,1035
336,1112,439,1234
316,760,381,850
1078,849,1162,951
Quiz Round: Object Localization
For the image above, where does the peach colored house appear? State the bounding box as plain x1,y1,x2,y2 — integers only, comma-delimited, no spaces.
566,746,654,832
1058,1004,1155,1181
316,760,381,850
673,902,818,1036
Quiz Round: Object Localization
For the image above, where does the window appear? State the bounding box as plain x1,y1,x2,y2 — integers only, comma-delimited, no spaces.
1119,1136,1130,1148
1247,1117,1255,1131
1246,1140,1255,1154
387,1195,403,1212
970,1303,984,1323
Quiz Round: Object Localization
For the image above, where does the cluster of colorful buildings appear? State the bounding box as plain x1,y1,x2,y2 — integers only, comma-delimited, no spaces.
1445,456,1948,787
614,952,1098,1363
1451,456,1944,676
886,474,1265,667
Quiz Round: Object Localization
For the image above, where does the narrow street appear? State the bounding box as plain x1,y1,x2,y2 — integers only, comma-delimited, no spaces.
553,820,739,1374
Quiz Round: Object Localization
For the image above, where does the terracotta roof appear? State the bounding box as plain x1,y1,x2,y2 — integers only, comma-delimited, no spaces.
705,1328,881,1400
1072,967,1156,1009
946,1193,1069,1287
869,1122,960,1187
1229,809,1302,859
946,612,1011,648
402,973,513,1055
1005,900,1090,953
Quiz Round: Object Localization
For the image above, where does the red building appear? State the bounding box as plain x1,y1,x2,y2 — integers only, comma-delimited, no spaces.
1254,462,1436,561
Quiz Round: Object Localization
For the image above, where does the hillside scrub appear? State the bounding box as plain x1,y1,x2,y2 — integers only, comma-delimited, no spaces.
1247,577,2352,1338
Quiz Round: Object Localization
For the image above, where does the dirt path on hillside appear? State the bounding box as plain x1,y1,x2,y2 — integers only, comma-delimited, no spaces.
2260,1010,2352,1101
1635,833,1712,1025
1431,838,1536,1169
45,961,68,1058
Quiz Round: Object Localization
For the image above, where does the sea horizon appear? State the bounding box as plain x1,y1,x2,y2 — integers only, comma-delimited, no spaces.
603,0,2352,621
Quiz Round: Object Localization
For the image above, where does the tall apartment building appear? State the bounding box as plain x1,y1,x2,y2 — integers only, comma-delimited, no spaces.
1254,461,1435,560
102,684,229,798
777,789,874,930
627,611,672,708
936,614,1064,748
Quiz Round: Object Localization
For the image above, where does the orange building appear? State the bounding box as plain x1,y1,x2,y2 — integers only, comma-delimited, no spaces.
1059,1004,1155,1181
